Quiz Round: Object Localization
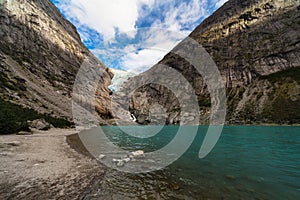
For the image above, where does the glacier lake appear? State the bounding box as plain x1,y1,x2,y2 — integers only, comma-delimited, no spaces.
80,126,300,199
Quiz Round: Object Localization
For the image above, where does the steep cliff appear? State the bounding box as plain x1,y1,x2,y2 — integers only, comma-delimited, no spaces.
0,0,113,128
127,0,300,125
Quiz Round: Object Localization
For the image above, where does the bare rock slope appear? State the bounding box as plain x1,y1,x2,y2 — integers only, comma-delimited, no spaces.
127,0,300,125
0,0,113,124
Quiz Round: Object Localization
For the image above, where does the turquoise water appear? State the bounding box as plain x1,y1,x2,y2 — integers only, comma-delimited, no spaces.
82,126,300,200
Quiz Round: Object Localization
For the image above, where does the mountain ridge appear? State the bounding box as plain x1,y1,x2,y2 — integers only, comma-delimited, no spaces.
125,0,300,125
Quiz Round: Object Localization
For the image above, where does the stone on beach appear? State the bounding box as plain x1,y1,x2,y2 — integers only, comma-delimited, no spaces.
116,160,125,167
112,158,125,167
112,158,121,163
130,150,145,158
29,119,51,131
122,157,131,163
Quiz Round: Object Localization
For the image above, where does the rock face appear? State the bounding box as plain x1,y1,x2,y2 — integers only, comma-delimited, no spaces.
0,0,113,122
127,0,300,125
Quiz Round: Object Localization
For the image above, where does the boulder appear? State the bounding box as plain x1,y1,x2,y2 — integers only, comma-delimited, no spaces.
130,150,145,158
29,119,51,131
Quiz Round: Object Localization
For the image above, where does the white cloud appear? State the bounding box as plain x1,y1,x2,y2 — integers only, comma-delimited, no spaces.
215,0,228,8
164,0,208,31
54,0,223,73
142,28,184,48
57,0,153,41
119,0,211,73
122,48,166,73
120,28,186,73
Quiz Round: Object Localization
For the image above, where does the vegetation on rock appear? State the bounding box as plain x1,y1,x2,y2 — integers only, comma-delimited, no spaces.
0,99,73,134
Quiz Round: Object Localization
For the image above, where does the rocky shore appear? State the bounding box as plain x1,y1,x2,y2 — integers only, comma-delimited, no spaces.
0,128,105,199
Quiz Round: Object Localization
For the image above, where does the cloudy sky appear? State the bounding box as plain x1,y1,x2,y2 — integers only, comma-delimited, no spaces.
51,0,228,73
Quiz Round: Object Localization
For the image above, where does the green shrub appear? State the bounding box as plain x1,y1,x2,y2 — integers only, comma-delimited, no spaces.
0,99,73,134
261,67,300,83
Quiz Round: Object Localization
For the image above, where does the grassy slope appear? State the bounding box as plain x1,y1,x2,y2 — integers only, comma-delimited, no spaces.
261,67,300,84
227,67,300,124
261,67,300,123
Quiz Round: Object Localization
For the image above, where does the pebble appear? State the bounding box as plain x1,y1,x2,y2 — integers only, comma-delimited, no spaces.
116,160,125,167
112,158,121,163
98,154,106,159
122,158,131,163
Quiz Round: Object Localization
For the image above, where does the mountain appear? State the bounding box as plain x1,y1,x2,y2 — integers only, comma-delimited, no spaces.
126,0,300,125
0,0,113,133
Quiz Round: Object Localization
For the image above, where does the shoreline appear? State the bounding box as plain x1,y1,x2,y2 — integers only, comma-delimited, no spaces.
103,123,300,127
66,132,93,158
0,128,106,199
1,125,299,199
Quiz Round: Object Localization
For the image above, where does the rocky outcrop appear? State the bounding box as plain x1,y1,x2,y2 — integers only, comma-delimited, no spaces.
29,118,51,131
127,0,300,125
0,0,113,123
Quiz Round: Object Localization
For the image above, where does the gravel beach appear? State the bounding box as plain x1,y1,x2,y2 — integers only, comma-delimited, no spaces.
0,128,105,199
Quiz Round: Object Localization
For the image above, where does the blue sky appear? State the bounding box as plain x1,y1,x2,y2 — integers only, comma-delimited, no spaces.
51,0,228,73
